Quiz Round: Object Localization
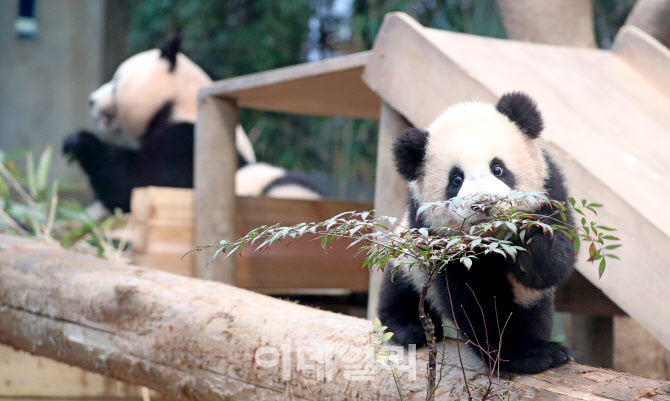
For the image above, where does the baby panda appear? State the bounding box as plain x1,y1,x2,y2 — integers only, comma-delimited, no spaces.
378,92,575,374
64,36,323,213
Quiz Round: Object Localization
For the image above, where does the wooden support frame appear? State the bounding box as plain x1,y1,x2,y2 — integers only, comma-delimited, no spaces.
367,102,410,319
194,95,238,282
194,52,380,287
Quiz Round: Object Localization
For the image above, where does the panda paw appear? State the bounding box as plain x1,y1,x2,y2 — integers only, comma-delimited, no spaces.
388,322,429,347
502,341,574,374
63,130,100,160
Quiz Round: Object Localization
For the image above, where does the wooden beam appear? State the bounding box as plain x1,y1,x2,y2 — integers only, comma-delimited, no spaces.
0,234,668,400
612,25,670,96
194,95,238,283
624,0,670,49
554,272,625,316
495,0,596,47
199,52,380,119
367,102,410,320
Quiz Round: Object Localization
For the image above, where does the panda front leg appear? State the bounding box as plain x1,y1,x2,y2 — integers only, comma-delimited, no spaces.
497,297,574,374
377,268,444,347
509,226,575,290
449,271,573,374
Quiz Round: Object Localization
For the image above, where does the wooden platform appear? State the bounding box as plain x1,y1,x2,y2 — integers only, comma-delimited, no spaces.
132,187,371,292
362,13,670,350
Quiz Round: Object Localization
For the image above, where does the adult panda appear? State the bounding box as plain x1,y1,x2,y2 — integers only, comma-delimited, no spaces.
378,92,575,374
63,36,323,212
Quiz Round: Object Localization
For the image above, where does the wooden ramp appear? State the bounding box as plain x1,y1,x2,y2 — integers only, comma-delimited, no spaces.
363,13,670,350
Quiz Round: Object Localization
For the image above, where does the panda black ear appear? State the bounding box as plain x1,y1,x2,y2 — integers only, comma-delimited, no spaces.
160,34,181,72
393,128,429,181
495,92,544,139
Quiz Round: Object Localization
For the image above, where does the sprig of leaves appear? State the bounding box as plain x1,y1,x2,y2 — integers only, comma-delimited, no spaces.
191,192,620,279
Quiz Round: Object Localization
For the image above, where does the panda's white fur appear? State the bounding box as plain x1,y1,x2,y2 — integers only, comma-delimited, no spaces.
410,102,547,229
406,102,552,308
88,48,256,164
236,163,322,199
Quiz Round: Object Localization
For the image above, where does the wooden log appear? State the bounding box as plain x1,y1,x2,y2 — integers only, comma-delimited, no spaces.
194,95,238,283
0,235,668,401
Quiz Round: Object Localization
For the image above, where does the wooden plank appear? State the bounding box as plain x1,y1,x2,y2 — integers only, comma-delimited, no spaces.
548,142,670,351
363,12,670,351
612,25,670,96
495,0,596,47
131,187,373,291
1,234,669,401
200,52,380,119
0,345,154,399
362,13,496,129
131,186,194,222
194,96,238,283
367,103,410,319
233,197,372,291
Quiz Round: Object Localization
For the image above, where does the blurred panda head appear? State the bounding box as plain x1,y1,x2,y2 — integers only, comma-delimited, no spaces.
88,35,211,139
393,92,548,229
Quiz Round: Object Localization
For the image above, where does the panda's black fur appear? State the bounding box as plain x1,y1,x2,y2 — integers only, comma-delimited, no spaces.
63,107,207,213
378,92,575,374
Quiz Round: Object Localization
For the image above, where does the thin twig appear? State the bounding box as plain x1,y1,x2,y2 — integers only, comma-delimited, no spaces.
0,162,37,208
418,268,438,398
0,208,26,235
444,270,472,401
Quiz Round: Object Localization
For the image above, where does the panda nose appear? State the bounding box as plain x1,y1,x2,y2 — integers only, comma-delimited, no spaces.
88,98,95,108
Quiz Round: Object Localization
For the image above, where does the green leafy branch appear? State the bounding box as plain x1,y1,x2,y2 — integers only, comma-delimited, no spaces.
190,191,620,280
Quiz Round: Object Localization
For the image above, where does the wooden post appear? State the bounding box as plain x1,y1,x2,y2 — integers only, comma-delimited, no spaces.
367,102,410,319
567,314,614,369
194,95,238,283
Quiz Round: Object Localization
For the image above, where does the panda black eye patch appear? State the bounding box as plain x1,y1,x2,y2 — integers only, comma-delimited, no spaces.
490,158,516,188
446,167,464,199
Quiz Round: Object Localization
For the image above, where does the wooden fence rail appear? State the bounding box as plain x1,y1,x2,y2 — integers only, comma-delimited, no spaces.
0,234,668,400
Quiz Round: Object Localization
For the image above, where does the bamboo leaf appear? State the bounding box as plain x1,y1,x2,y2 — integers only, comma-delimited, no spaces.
37,146,52,192
26,152,37,198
